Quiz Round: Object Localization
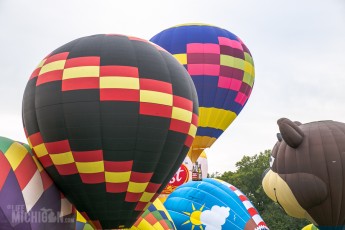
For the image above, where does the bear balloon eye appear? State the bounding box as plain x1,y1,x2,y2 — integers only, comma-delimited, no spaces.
276,133,282,142
269,155,275,168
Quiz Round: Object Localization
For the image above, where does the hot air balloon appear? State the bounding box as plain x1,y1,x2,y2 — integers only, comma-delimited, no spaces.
302,224,319,230
75,211,93,230
22,34,198,229
0,136,75,229
130,198,176,230
150,23,255,163
164,178,269,230
262,118,345,229
75,198,176,230
159,151,208,203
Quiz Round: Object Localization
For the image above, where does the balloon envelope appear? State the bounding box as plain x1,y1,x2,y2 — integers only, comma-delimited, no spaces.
164,178,268,230
75,198,176,230
302,224,319,230
0,136,75,229
150,23,255,162
22,34,198,229
262,119,345,229
159,151,208,203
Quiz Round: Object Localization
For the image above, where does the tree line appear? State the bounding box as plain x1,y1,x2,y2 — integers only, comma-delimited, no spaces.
209,150,310,230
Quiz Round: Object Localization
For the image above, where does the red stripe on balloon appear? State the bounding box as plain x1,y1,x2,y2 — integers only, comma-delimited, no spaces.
135,201,149,211
125,192,142,202
145,213,157,225
130,172,153,183
184,135,194,147
170,119,190,134
45,140,71,154
73,150,103,162
239,195,247,201
145,182,161,193
64,56,100,68
106,182,128,193
40,170,54,190
36,70,63,86
14,153,37,190
140,79,172,94
100,89,139,101
104,161,133,172
55,163,78,175
248,207,258,216
0,154,11,191
80,173,105,184
173,95,193,111
191,113,198,126
38,154,53,167
44,52,69,65
139,103,172,118
28,132,44,147
100,66,139,78
30,68,41,80
62,77,99,91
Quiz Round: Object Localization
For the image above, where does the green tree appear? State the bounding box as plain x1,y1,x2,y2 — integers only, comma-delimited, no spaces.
214,150,310,229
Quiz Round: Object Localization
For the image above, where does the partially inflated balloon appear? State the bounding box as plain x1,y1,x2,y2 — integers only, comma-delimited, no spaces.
22,34,198,229
75,198,176,230
131,198,176,230
150,23,255,162
0,136,75,229
262,118,345,229
159,151,208,203
164,178,268,230
302,224,319,230
197,151,208,178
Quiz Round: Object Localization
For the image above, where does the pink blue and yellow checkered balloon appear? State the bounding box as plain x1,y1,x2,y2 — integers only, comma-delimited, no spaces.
150,23,255,162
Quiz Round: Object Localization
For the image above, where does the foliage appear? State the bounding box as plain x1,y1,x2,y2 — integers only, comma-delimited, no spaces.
211,150,310,229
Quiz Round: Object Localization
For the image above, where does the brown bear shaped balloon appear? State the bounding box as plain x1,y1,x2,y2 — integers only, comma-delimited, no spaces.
262,118,345,229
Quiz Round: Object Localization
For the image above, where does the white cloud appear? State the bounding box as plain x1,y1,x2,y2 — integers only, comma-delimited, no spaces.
200,205,230,230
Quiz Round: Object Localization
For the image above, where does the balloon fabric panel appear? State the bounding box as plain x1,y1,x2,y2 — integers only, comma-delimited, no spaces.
150,24,254,162
75,198,176,230
0,136,75,230
262,119,345,228
22,34,198,229
164,178,268,230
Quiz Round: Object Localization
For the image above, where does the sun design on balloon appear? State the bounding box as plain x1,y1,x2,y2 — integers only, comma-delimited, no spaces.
182,203,205,229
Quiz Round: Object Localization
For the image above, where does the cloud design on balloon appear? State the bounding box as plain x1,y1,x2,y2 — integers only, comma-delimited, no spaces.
200,205,230,230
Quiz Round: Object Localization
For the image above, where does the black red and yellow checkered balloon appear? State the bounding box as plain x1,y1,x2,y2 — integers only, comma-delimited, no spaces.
22,34,198,229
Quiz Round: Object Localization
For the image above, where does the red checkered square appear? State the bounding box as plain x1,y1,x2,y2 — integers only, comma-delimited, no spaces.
106,182,128,193
55,163,78,175
14,153,37,190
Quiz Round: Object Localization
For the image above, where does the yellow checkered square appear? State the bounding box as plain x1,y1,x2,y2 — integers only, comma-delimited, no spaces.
139,192,155,202
128,181,148,193
172,107,192,123
50,151,75,165
76,161,104,173
5,143,28,170
63,66,100,79
33,143,49,157
39,60,66,75
105,171,131,183
100,77,139,89
140,90,173,106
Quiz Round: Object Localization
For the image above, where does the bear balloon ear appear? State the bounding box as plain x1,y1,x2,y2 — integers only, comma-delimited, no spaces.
277,118,304,148
294,121,302,126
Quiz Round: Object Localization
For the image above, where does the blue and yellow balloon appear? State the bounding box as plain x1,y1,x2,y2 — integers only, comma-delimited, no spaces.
164,178,268,230
151,23,255,162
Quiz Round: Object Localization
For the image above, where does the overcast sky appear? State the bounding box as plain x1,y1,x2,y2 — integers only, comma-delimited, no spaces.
1,0,345,173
